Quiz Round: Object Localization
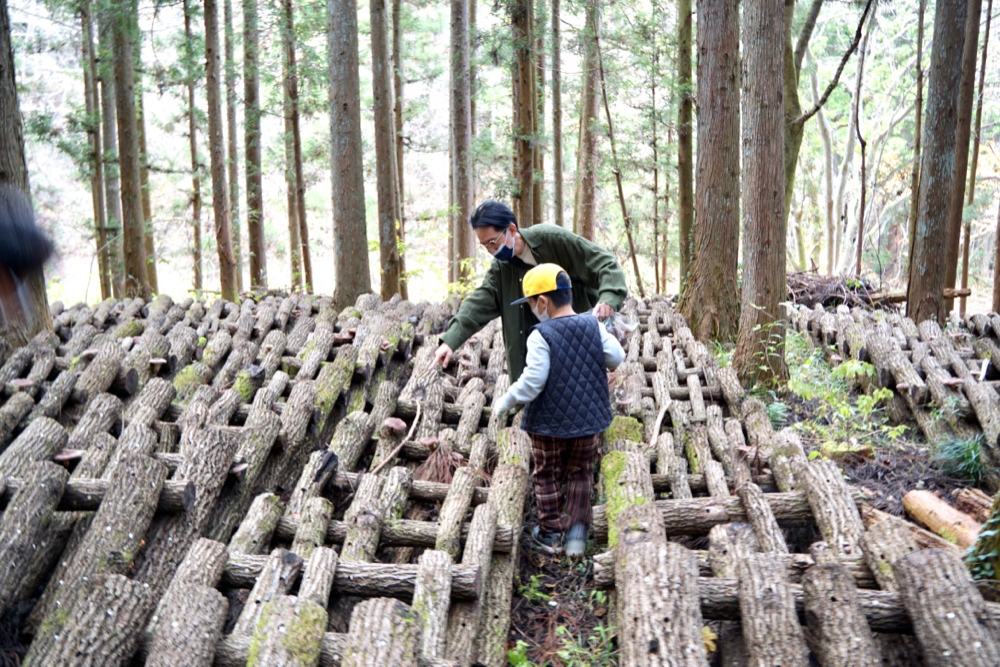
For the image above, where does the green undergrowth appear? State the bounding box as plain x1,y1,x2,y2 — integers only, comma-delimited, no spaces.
934,434,985,484
760,331,907,456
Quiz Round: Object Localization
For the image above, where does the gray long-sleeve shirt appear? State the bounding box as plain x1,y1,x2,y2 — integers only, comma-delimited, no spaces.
493,318,626,416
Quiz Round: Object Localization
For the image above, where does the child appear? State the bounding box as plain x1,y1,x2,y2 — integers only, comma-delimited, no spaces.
493,263,625,556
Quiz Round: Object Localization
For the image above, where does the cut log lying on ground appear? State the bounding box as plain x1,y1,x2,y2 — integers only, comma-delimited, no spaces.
870,287,971,304
592,549,877,589
691,576,1000,633
222,556,481,600
862,505,963,554
902,489,981,548
273,513,516,552
893,548,1000,664
341,598,420,666
0,474,193,513
951,487,993,523
591,489,863,540
0,462,68,617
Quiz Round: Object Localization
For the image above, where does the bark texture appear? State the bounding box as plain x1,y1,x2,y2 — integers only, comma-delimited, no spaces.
111,0,149,299
893,548,1000,665
0,462,67,616
205,0,238,302
451,0,475,277
327,0,371,305
413,549,453,659
942,0,983,308
244,0,266,288
801,560,880,666
617,539,708,665
906,0,968,323
145,582,228,667
733,0,787,387
572,0,600,240
737,553,809,666
342,597,420,666
679,0,738,342
676,0,693,285
370,0,402,298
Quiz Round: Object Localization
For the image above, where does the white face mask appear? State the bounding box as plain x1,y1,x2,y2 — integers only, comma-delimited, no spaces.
532,298,550,322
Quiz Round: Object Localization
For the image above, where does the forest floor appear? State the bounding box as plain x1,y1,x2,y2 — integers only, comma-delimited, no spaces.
509,496,617,667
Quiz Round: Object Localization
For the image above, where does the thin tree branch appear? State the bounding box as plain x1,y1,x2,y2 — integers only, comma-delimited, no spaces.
793,0,825,77
794,0,873,126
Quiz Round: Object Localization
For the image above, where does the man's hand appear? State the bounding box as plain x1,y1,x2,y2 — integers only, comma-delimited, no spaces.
433,343,454,368
593,302,614,320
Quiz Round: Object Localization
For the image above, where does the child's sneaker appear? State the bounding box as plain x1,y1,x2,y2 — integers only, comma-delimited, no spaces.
565,523,588,557
531,525,563,554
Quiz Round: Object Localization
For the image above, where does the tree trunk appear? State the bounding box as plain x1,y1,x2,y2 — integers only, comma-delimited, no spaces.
370,0,402,298
533,0,544,227
733,0,787,387
512,0,535,226
833,15,875,272
962,0,992,317
676,0,693,289
907,0,967,324
942,0,983,311
906,0,926,283
284,0,312,292
205,0,238,302
112,0,149,299
573,0,599,240
782,0,823,226
652,71,659,293
281,9,302,292
852,15,870,279
678,0,739,343
184,0,203,292
224,0,243,292
135,37,158,294
994,195,1000,312
329,0,372,307
244,0,266,288
82,1,111,300
97,9,124,298
551,0,562,227
663,124,670,288
597,38,643,297
452,0,474,280
783,0,803,225
810,64,836,275
392,0,407,298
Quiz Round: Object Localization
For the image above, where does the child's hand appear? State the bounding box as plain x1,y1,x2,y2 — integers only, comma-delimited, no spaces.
492,393,516,419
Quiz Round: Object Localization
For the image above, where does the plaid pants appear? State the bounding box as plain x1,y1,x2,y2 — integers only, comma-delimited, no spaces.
529,432,601,532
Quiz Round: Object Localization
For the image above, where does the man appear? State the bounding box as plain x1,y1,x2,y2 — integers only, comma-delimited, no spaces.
434,200,627,382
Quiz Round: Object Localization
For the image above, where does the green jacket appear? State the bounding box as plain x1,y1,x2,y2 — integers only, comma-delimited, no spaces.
439,224,628,382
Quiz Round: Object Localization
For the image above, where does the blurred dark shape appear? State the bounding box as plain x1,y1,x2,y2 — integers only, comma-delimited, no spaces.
0,183,53,275
0,183,53,331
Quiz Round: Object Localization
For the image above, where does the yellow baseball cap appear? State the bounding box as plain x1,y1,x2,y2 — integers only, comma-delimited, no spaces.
511,263,571,305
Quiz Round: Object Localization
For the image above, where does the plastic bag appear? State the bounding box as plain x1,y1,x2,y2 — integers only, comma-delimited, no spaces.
595,309,638,343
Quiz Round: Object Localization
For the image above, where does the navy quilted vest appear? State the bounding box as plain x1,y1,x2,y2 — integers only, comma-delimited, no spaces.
521,315,613,438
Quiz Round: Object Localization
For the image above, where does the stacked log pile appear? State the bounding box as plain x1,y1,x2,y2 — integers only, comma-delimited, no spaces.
791,303,1000,491
588,298,1000,665
0,292,995,664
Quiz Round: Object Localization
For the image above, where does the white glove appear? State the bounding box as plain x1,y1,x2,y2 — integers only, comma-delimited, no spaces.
493,393,516,419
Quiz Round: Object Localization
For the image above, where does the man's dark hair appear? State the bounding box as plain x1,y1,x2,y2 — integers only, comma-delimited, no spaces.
469,200,517,232
0,184,53,275
541,270,573,308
